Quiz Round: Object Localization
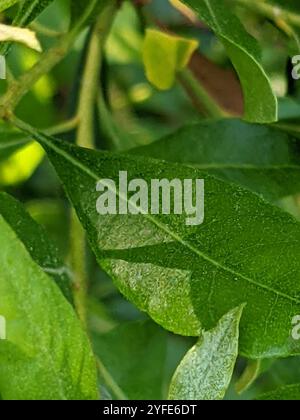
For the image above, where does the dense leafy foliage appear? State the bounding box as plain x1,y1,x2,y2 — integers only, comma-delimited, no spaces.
1,0,300,401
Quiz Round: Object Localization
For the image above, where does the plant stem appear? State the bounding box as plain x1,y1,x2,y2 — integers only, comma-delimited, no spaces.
76,2,117,149
97,358,128,400
0,1,100,119
45,116,79,136
30,22,65,38
179,68,228,119
233,0,300,29
71,2,118,325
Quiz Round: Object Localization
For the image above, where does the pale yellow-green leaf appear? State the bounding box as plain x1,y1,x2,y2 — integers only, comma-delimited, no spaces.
143,28,199,90
0,23,42,52
168,306,244,400
0,142,44,186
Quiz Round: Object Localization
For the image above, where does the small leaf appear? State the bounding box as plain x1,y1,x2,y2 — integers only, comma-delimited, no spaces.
93,321,167,400
168,305,244,400
0,23,41,51
143,29,199,90
0,192,73,302
256,384,300,401
172,0,278,123
131,119,300,201
0,216,98,400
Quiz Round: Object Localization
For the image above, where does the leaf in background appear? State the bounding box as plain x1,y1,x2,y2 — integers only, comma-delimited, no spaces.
256,384,300,400
0,128,30,162
131,119,300,201
0,24,41,51
260,356,300,392
172,0,277,123
169,306,243,400
0,0,20,13
0,216,98,400
0,192,73,302
70,0,110,28
13,0,54,27
93,321,167,400
143,29,199,90
0,138,44,186
23,130,300,359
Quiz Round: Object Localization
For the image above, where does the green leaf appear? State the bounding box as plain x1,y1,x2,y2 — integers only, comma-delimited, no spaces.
0,192,73,303
256,384,300,400
0,216,98,400
174,0,277,123
14,0,54,27
131,119,300,201
23,129,300,359
0,0,20,13
169,305,243,400
93,321,167,400
0,128,30,163
0,128,43,186
70,0,110,27
143,29,199,90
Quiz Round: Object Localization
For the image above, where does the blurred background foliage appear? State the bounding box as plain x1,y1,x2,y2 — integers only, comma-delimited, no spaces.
1,0,300,399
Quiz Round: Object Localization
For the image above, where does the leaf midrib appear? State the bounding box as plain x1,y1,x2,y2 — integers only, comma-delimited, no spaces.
39,134,300,307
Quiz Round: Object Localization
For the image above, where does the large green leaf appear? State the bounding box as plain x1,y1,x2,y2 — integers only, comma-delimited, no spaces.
0,216,98,400
131,119,300,201
22,129,300,359
256,384,300,400
93,321,167,400
178,0,277,123
0,192,73,302
169,306,243,400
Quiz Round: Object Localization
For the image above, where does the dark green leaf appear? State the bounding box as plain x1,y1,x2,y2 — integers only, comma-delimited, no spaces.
93,321,167,400
178,0,277,123
256,384,300,400
14,0,54,27
0,0,20,13
169,306,243,400
24,129,300,359
0,192,73,302
0,215,98,400
131,119,300,201
70,0,110,27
